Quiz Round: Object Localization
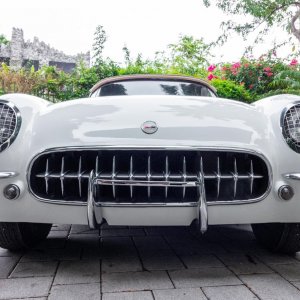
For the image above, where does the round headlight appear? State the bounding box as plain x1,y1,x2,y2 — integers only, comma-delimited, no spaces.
282,103,300,153
0,100,21,152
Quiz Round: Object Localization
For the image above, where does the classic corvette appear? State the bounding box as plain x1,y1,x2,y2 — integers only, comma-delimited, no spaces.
0,74,300,253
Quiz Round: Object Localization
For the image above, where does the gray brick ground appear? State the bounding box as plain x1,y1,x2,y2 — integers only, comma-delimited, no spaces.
153,288,207,300
0,277,53,299
53,260,100,285
102,291,153,300
270,262,300,281
0,256,19,278
240,273,300,300
180,254,224,269
0,224,300,299
102,271,173,292
102,255,143,273
10,261,58,278
49,283,100,300
141,253,185,271
217,253,274,275
203,285,258,300
169,267,241,288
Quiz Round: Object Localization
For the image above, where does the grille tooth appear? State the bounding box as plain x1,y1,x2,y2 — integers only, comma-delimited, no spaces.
78,156,82,197
249,160,254,195
30,150,270,204
182,156,187,198
45,159,49,194
112,156,116,199
60,157,65,196
164,156,169,199
147,155,151,199
216,157,221,198
232,158,238,198
129,155,133,199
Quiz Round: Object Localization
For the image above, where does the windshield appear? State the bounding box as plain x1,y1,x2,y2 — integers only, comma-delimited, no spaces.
91,80,216,97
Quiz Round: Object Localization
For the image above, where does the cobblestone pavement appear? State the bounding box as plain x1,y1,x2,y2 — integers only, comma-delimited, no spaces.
1,224,300,299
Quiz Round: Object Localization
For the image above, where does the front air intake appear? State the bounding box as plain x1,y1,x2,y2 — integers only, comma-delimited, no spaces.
29,148,270,205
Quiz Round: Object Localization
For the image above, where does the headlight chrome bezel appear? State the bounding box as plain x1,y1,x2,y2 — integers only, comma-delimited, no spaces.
0,100,22,153
281,102,300,153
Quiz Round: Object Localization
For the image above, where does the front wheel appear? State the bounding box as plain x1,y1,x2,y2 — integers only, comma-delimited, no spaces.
251,223,300,254
0,222,52,251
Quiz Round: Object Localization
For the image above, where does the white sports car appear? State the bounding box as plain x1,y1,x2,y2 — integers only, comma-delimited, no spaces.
0,74,300,253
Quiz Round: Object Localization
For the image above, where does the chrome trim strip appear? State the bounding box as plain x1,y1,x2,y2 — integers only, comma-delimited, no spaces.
27,145,272,207
0,100,22,153
283,173,300,180
0,172,18,179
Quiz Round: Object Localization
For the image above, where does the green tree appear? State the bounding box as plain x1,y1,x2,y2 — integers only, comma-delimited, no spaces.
0,34,9,46
167,35,212,75
93,25,107,64
203,0,300,48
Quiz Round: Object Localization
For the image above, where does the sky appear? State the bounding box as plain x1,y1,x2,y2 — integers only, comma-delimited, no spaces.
0,0,294,64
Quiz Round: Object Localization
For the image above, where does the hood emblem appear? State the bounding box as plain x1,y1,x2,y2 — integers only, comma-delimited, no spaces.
141,121,158,134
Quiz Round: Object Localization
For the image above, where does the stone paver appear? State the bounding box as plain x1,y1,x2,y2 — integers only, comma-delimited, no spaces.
10,261,58,278
169,267,241,288
54,260,100,285
271,262,300,281
153,288,207,300
217,253,273,275
0,224,300,299
102,255,143,273
240,273,300,300
0,277,53,299
49,283,100,300
0,256,19,278
102,291,153,300
203,285,258,300
102,271,173,292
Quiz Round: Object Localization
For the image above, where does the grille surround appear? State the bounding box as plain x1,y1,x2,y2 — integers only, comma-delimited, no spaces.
0,100,21,152
28,147,272,206
282,103,300,153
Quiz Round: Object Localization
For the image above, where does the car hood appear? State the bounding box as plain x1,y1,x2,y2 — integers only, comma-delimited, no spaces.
25,95,271,151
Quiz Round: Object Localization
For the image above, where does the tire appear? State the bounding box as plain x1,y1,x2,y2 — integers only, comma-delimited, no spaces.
0,222,52,251
251,223,300,254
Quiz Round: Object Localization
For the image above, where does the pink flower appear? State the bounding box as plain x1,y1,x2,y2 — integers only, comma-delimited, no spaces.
208,64,216,72
207,73,217,81
264,67,272,72
290,59,298,66
266,72,273,77
232,62,241,69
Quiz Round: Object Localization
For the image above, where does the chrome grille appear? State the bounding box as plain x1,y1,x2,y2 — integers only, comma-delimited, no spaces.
282,104,300,153
0,102,18,151
29,149,270,205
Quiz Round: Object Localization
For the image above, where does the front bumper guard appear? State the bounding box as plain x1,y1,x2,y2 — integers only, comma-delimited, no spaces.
87,169,208,232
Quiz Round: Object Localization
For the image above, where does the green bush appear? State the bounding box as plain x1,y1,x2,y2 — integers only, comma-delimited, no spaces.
210,79,252,102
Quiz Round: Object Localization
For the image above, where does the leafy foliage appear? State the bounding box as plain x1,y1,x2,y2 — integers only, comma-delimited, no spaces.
1,25,300,103
210,78,252,102
0,35,9,46
203,0,300,52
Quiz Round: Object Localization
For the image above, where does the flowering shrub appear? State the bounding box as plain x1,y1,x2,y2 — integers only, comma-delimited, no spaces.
206,58,292,95
210,79,252,102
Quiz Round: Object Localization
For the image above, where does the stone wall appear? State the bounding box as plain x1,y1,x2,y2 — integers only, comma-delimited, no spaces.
0,28,90,72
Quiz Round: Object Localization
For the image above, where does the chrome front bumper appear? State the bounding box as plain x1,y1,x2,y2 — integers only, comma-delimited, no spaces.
86,168,208,232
